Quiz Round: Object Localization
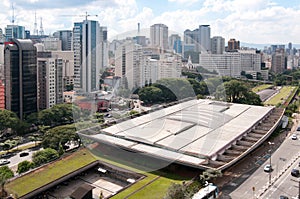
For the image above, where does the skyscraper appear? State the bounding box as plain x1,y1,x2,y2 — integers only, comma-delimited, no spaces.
199,25,211,52
37,52,63,110
4,39,37,120
73,20,105,93
211,36,225,54
183,25,211,52
150,24,168,51
169,34,181,53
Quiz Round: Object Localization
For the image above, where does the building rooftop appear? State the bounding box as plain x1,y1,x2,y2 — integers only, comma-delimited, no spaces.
79,99,284,170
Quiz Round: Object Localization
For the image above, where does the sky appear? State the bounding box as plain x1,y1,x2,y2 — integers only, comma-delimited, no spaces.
1,0,300,45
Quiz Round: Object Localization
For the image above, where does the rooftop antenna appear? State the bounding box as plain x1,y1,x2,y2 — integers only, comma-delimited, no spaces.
39,17,44,36
11,3,15,24
34,11,38,35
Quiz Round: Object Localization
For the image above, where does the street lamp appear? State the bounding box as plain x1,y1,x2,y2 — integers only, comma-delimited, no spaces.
268,142,275,186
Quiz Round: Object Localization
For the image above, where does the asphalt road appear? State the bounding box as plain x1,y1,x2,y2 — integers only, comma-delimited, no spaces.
229,117,300,199
0,142,41,172
261,155,300,199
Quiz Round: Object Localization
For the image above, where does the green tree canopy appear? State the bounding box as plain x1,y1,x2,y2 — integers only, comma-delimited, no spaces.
0,109,20,132
42,124,79,150
32,148,59,167
0,165,14,196
215,79,262,105
17,160,34,174
38,104,75,126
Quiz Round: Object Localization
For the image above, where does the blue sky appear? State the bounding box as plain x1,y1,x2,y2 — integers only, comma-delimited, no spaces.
1,0,300,44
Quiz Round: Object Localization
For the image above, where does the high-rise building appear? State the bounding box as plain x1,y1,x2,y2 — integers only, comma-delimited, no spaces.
211,36,225,54
5,25,25,41
53,30,73,51
184,25,211,53
73,20,106,93
37,52,63,110
169,34,181,51
271,49,285,73
227,38,240,51
199,25,211,52
0,80,4,109
0,28,5,43
115,41,142,90
150,24,168,51
115,41,182,90
4,39,37,120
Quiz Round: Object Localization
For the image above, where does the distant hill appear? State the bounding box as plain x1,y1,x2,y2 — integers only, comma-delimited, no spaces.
240,42,300,50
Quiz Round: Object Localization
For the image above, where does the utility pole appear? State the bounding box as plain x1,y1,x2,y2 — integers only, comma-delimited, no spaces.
268,142,275,186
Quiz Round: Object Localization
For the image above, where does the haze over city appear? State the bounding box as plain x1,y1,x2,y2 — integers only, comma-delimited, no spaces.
0,0,300,43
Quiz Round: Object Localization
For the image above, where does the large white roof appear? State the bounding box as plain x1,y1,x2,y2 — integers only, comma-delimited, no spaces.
89,99,275,168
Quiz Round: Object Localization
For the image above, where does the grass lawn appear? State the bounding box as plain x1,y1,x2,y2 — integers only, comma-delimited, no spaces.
252,84,273,93
126,176,183,199
264,86,296,106
93,154,188,199
5,148,97,197
6,147,189,199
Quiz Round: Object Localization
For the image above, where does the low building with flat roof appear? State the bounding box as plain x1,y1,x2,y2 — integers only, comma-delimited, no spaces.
78,99,284,170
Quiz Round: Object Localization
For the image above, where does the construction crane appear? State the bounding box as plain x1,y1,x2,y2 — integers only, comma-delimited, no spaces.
60,11,98,21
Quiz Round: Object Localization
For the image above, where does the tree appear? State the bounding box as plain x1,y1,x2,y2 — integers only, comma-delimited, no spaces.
0,166,14,197
164,183,185,199
215,79,262,105
198,169,222,186
17,160,34,174
38,104,75,126
138,86,163,104
0,109,20,133
42,124,79,150
32,148,59,166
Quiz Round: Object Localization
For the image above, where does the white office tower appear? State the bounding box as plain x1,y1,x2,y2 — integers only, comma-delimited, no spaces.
211,36,225,54
37,56,63,110
150,24,168,51
73,20,104,93
99,26,108,71
158,53,182,80
199,50,261,79
199,25,211,52
115,41,142,90
115,41,182,90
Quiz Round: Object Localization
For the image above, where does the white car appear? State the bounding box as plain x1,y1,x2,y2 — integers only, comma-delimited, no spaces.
264,164,272,172
0,159,10,166
291,134,297,140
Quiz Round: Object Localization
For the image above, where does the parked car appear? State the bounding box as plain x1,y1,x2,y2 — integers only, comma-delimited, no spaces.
291,134,297,140
291,168,300,177
279,195,289,199
19,151,29,157
0,159,10,166
264,164,272,172
1,153,14,159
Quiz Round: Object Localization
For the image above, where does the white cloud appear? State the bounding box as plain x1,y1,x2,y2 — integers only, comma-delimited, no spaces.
1,0,300,44
168,0,199,4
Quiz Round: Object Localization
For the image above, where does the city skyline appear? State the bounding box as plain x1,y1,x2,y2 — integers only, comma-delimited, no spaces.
0,0,299,44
